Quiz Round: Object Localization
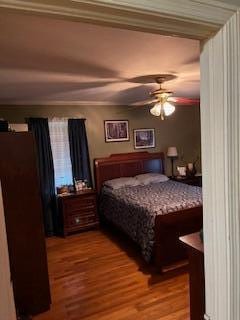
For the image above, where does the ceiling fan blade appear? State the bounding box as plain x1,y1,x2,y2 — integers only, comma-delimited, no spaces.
127,74,177,84
113,84,155,104
1,81,113,100
168,97,177,102
170,97,200,105
129,99,157,106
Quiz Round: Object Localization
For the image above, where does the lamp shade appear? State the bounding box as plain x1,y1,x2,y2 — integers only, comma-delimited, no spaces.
150,103,161,117
163,102,175,116
167,146,178,157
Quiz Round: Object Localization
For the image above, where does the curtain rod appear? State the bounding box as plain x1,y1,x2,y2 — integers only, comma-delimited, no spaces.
48,117,86,121
25,117,86,122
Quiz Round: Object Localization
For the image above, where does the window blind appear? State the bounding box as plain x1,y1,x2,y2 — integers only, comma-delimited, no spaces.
49,118,73,187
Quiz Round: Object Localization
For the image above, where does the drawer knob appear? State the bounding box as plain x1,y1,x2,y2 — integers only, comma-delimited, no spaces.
75,217,80,224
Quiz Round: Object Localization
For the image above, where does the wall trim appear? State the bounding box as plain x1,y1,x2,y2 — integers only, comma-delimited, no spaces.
0,100,126,106
0,100,197,107
0,0,237,39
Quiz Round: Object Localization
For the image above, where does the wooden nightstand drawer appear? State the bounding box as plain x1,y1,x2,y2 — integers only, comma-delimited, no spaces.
67,207,97,219
64,200,96,215
65,205,96,216
64,196,96,212
68,214,97,228
58,189,99,236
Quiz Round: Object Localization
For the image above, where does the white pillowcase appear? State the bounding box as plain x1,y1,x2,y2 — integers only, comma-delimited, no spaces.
135,173,169,185
103,177,140,189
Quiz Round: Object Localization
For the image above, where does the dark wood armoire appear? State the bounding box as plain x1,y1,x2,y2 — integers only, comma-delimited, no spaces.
0,132,51,316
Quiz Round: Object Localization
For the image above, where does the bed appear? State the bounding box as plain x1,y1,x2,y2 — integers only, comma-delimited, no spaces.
94,152,203,272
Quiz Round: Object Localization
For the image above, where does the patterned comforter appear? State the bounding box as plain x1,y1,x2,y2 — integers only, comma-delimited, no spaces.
99,180,202,261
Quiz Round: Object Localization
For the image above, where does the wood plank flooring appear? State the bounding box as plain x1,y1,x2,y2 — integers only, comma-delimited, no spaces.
33,228,190,320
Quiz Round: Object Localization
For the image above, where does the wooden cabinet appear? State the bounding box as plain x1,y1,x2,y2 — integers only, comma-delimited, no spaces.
0,132,51,316
58,189,99,236
180,232,205,320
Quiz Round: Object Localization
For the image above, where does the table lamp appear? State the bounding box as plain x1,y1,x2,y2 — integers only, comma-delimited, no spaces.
167,146,178,177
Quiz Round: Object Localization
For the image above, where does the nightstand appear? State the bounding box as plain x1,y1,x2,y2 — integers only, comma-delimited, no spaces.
58,189,99,236
170,175,202,187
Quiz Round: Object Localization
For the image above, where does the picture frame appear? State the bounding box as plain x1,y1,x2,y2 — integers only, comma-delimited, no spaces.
104,120,129,142
134,128,155,149
177,166,187,177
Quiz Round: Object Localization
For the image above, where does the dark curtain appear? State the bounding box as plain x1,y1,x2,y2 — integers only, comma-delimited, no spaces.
28,118,58,236
68,119,92,187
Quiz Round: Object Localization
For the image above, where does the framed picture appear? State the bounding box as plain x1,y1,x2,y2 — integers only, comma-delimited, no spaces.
104,120,129,142
134,128,155,149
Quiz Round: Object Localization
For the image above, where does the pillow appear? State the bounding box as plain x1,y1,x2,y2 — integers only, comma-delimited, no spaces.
135,173,169,185
103,177,140,189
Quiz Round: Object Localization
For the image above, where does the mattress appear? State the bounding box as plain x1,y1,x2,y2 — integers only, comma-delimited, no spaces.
99,180,202,261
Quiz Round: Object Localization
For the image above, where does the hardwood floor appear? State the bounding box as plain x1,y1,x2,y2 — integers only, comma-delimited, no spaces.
33,228,190,320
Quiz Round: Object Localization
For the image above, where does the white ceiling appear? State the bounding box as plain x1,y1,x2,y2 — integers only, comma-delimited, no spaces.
0,12,200,105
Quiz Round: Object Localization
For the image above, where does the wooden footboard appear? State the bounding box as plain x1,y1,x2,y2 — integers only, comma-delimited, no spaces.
153,206,203,272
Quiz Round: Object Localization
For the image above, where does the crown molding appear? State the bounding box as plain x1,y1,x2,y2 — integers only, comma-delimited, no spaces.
0,100,131,106
0,0,237,40
72,0,237,24
0,100,198,107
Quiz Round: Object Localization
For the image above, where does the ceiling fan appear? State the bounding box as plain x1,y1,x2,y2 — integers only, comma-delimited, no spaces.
129,74,200,120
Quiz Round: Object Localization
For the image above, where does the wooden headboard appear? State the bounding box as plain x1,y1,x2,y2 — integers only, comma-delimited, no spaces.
94,151,165,193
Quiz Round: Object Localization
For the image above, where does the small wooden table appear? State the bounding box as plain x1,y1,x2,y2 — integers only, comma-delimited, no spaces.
179,232,205,320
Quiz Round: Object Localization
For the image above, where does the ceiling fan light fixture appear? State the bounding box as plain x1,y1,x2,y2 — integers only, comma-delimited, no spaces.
150,102,161,117
150,101,175,119
163,102,175,116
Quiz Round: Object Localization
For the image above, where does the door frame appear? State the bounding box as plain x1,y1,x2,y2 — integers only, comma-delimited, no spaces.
1,1,239,319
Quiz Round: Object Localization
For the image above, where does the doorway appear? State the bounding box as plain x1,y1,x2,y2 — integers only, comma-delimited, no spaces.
0,1,239,320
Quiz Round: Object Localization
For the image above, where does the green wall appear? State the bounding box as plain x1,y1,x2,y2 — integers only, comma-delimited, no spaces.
0,104,201,178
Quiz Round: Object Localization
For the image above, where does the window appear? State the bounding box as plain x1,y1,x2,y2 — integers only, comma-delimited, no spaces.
48,118,73,187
